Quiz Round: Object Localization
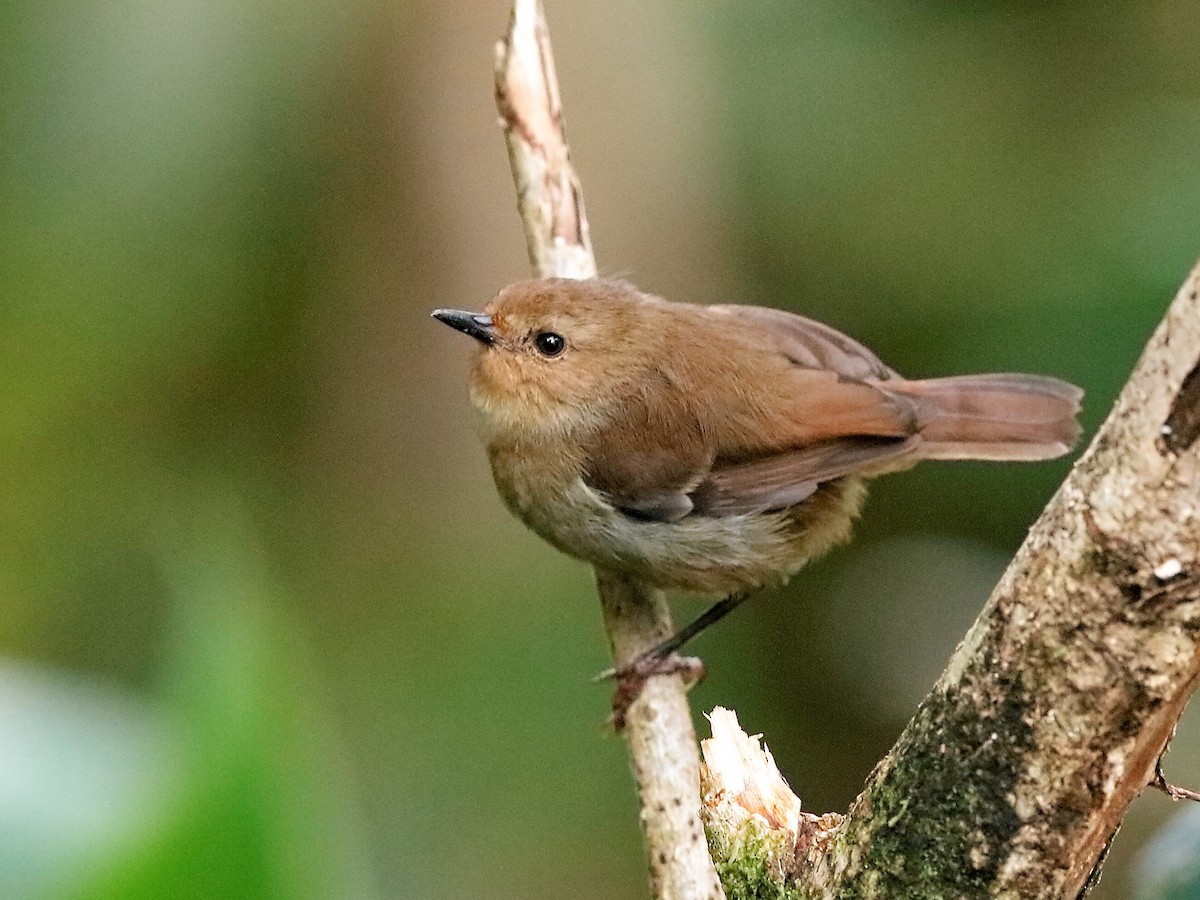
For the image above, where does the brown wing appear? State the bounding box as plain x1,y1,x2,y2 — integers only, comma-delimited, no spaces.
583,371,712,522
705,304,899,381
584,304,921,521
698,304,918,445
691,436,919,517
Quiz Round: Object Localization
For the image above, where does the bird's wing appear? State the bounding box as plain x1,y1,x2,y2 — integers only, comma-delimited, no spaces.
705,304,899,381
702,303,922,441
585,305,922,521
588,417,918,520
690,436,919,517
582,371,712,522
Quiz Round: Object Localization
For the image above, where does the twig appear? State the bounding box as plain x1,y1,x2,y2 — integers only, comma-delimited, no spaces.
493,0,594,282
494,4,724,897
1153,757,1200,803
700,707,842,893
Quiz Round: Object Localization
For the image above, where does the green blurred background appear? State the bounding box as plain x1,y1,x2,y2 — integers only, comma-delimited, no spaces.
3,1,1199,898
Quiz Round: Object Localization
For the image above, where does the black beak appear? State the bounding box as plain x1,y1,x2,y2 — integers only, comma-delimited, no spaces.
431,309,496,346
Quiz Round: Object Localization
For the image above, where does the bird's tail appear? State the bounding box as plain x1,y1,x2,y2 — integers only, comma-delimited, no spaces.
890,374,1084,461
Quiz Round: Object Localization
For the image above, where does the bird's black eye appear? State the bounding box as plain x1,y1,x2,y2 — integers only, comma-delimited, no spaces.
533,331,566,357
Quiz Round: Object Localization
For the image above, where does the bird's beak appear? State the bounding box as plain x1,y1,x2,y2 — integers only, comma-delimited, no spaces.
431,309,496,346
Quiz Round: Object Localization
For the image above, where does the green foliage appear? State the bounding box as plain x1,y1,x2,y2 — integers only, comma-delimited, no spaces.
15,521,372,900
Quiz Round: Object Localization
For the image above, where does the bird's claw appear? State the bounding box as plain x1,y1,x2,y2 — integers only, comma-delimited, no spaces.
599,651,706,730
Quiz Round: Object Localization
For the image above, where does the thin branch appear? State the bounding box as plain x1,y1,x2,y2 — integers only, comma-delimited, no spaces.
494,4,725,897
1153,757,1200,804
493,0,594,281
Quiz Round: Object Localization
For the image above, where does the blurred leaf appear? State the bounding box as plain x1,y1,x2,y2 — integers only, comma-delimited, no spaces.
0,664,177,899
57,509,376,900
1134,805,1200,900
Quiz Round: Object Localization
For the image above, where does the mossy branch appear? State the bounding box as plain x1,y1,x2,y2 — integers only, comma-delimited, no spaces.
702,265,1200,898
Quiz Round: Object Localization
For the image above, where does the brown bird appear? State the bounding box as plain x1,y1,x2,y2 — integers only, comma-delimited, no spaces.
433,278,1082,679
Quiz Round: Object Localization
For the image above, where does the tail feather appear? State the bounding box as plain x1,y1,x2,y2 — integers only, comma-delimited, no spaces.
888,374,1084,462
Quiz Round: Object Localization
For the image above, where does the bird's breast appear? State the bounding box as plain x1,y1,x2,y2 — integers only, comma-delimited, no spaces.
484,437,862,595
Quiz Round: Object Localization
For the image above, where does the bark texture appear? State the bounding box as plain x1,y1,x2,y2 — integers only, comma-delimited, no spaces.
494,0,594,282
495,4,724,897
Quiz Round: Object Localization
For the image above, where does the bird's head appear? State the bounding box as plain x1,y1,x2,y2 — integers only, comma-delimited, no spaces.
433,278,661,439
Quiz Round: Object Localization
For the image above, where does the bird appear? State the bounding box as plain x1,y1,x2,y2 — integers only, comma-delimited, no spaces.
432,277,1082,687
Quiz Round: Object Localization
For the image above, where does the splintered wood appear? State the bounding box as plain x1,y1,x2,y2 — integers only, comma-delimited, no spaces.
701,707,803,833
701,707,842,889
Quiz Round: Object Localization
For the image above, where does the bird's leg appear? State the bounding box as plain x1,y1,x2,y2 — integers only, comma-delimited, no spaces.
596,594,748,683
646,594,748,662
599,594,748,729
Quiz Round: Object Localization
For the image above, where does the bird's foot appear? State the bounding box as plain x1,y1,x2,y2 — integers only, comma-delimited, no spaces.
596,651,706,731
